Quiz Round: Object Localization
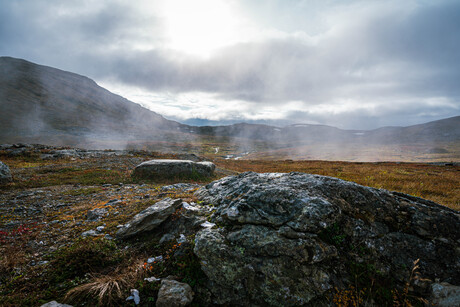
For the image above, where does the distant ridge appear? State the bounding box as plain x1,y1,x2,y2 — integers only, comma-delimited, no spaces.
190,115,460,145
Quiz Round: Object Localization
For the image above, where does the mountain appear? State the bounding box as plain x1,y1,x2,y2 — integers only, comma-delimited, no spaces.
190,116,460,145
365,116,460,144
0,56,186,145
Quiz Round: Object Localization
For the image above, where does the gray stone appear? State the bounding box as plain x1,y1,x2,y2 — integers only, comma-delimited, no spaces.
81,230,99,237
200,221,216,228
52,149,80,159
430,282,460,307
156,279,194,307
116,198,183,239
193,172,460,306
40,301,73,307
145,276,161,282
148,255,163,263
86,208,108,221
0,161,12,183
177,234,187,244
159,233,176,244
126,289,140,305
161,183,201,192
133,159,215,179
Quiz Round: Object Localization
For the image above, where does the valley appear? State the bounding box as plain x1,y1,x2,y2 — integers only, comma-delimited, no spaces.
1,56,459,163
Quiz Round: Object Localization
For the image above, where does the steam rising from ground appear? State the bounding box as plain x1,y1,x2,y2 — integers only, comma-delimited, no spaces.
1,56,459,162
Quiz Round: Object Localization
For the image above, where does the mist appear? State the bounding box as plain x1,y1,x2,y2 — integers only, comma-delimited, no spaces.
1,56,459,162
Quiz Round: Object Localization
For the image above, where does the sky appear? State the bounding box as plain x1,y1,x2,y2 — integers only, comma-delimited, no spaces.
1,0,459,130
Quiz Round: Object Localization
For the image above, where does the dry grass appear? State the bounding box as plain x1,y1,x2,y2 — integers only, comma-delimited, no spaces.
65,261,145,306
215,159,460,210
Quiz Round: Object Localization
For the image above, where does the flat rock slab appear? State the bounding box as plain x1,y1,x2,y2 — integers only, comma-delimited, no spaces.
116,198,183,239
133,159,215,180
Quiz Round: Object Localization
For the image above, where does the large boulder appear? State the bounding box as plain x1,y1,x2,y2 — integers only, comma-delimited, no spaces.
193,172,460,306
0,161,12,183
156,279,194,307
116,198,183,239
132,159,215,180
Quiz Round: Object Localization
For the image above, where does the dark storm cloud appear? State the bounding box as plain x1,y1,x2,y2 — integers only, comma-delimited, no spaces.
0,0,459,128
0,0,159,70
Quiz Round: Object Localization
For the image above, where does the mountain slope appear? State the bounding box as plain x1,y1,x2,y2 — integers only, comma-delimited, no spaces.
0,57,184,141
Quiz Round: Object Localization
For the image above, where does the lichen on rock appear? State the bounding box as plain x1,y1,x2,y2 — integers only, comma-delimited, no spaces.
193,172,460,306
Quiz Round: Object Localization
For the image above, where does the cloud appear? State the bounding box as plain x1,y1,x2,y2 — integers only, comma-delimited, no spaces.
0,0,459,128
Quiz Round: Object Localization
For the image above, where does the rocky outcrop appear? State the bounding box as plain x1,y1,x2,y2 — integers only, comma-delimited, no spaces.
193,172,460,306
156,279,194,307
0,161,12,183
132,160,215,180
430,282,460,307
116,198,183,239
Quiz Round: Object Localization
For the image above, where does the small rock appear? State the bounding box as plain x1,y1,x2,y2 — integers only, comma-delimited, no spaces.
81,230,99,237
145,276,161,282
0,161,13,183
177,234,187,244
148,256,163,264
87,208,108,221
200,221,216,228
160,233,175,244
96,226,105,232
156,279,194,307
182,202,200,211
40,301,73,307
161,183,201,193
116,198,183,239
126,289,140,305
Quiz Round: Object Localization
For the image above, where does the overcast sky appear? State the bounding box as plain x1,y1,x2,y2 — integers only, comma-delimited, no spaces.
1,0,459,129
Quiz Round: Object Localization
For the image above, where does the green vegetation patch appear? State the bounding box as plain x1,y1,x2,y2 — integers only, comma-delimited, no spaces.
47,238,125,284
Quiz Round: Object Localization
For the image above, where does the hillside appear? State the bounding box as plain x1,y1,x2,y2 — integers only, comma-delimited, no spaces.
0,57,186,146
192,116,460,145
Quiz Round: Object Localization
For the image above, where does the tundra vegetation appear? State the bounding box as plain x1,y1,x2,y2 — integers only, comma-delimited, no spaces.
0,145,458,306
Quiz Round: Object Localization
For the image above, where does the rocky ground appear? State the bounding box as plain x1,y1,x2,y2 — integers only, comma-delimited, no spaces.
0,144,228,306
0,144,459,306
